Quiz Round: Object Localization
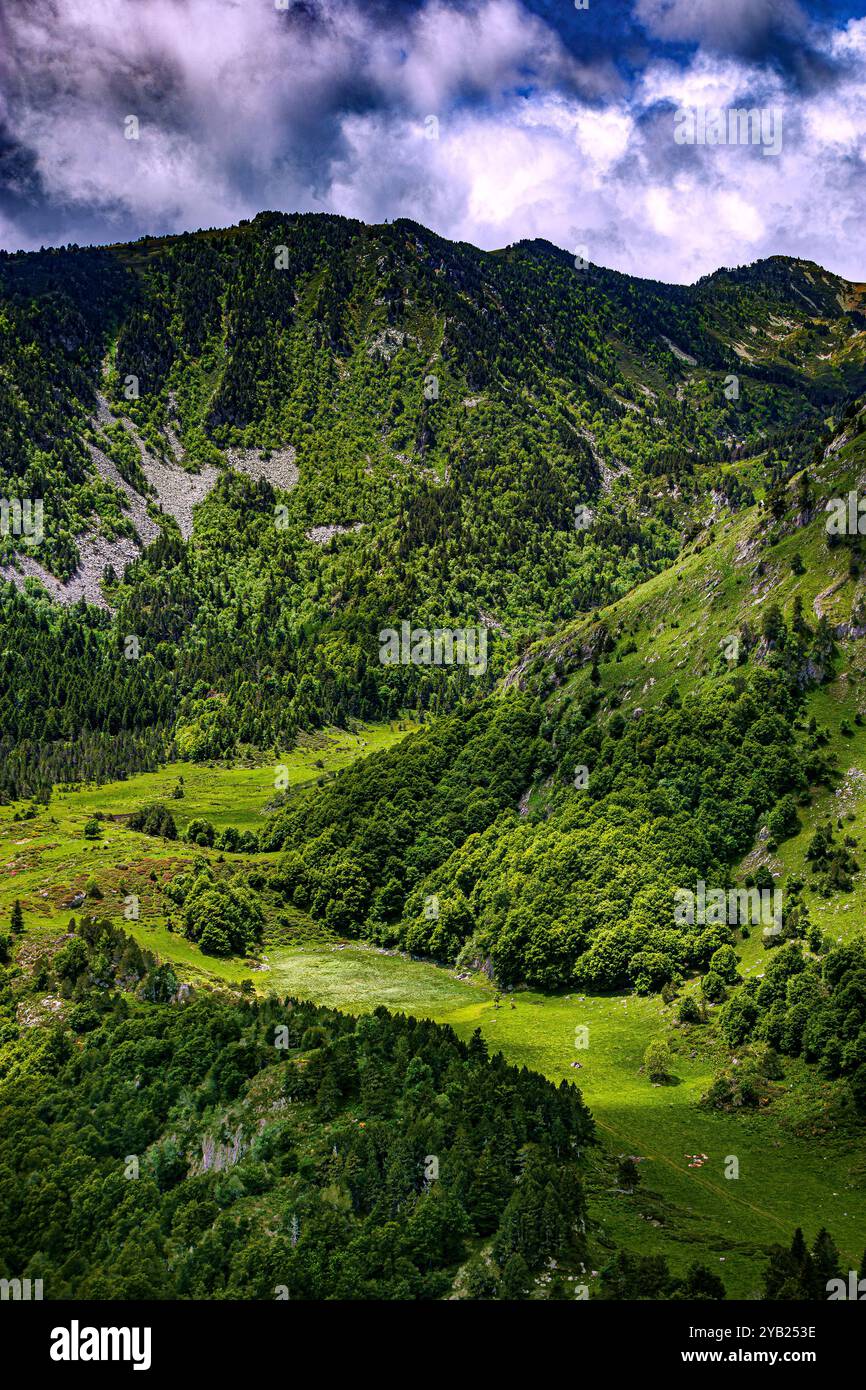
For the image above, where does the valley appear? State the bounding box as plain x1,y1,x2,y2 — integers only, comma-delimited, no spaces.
4,591,866,1297
3,213,866,1303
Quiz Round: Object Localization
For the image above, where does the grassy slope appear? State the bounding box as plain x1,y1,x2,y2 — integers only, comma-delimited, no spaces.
263,943,864,1299
0,721,415,983
6,424,866,1297
4,735,863,1294
6,722,861,1302
516,405,866,948
249,411,866,1294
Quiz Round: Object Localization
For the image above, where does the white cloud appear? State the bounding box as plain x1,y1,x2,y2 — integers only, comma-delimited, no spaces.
638,53,785,111
0,0,864,283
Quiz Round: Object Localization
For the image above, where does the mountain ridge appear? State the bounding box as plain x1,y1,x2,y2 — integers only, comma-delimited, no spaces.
1,210,865,767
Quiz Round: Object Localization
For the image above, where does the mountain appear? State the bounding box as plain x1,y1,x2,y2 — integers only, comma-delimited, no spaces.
4,211,866,997
1,214,865,771
3,217,866,1302
254,394,866,992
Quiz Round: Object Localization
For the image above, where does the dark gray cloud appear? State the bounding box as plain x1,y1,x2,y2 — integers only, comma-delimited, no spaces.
634,0,851,92
635,0,808,55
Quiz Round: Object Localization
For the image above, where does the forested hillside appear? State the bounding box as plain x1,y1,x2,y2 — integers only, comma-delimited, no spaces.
103,398,864,1002
3,219,866,1302
2,215,865,769
0,917,600,1300
111,393,866,1133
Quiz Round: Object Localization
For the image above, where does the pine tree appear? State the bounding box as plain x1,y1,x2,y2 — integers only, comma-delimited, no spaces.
811,1227,842,1294
10,899,23,934
790,1227,808,1265
501,1252,532,1299
468,1146,509,1235
678,1263,726,1300
617,1157,640,1192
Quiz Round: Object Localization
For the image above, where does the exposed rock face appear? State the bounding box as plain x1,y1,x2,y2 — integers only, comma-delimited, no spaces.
1,532,140,609
196,1127,247,1174
225,446,298,495
305,522,362,545
1,396,298,609
660,334,697,365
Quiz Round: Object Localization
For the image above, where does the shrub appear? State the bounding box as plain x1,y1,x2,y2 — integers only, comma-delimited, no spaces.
677,994,703,1024
709,944,740,984
644,1039,672,1081
185,818,216,848
129,803,178,839
181,875,264,957
767,795,799,844
701,970,727,1003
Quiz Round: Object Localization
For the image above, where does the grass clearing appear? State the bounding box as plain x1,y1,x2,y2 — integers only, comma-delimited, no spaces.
267,941,866,1298
0,721,416,933
3,706,865,1301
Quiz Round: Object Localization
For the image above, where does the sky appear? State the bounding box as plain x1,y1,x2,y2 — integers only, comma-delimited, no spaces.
0,0,864,282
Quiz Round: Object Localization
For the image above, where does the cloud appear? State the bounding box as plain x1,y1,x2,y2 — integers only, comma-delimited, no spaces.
0,0,863,283
633,0,848,91
634,0,807,55
326,14,866,283
0,0,613,241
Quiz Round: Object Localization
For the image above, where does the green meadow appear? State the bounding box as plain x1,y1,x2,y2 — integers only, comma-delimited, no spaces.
3,707,864,1300
0,721,415,940
264,941,865,1299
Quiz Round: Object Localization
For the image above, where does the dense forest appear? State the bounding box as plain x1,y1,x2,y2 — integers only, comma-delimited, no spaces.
123,608,836,993
6,915,846,1300
0,917,596,1299
3,216,866,1306
2,216,865,776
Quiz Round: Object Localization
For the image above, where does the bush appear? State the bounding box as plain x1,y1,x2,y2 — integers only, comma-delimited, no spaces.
701,970,727,1003
129,803,178,840
709,944,740,984
617,1157,640,1191
180,874,264,957
644,1039,672,1081
54,937,89,982
185,818,216,848
767,795,799,844
677,994,703,1024
69,1002,101,1033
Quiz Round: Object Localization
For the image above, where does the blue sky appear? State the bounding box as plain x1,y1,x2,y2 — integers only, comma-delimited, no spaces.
0,0,864,281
